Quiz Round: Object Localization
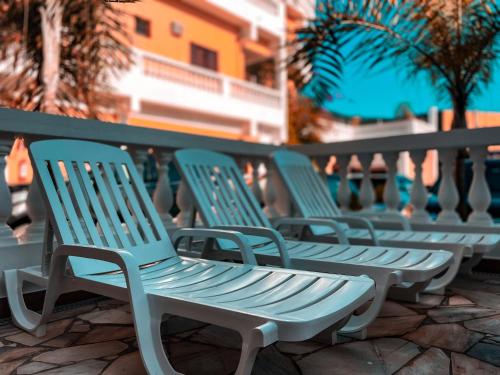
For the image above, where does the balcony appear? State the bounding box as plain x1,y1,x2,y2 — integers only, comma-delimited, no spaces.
0,109,499,374
113,49,285,143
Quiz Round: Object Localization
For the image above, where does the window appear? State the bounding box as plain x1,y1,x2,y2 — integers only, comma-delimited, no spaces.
190,44,218,71
135,16,151,37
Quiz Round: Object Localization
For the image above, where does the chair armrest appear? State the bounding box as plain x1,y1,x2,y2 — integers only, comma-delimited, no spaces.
53,244,144,299
273,217,350,245
172,228,257,265
213,225,291,268
350,211,411,231
333,216,380,246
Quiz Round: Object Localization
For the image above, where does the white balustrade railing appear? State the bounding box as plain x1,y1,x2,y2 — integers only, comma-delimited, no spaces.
0,107,500,297
293,127,500,231
250,0,279,15
140,51,281,108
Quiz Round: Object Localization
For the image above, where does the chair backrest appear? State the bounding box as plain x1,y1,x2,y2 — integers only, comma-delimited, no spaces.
174,149,272,247
29,140,176,276
271,150,341,218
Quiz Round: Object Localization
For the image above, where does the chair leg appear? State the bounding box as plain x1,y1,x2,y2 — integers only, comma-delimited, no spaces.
235,322,278,375
389,281,430,302
4,270,59,337
458,251,482,276
426,245,467,293
133,306,182,375
338,271,402,339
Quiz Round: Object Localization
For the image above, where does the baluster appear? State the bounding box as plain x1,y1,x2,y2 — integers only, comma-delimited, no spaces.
176,179,194,228
263,164,279,218
437,148,461,223
131,148,148,180
19,178,46,243
467,146,493,225
251,160,263,205
316,157,329,182
382,152,400,212
409,150,431,223
153,151,174,229
336,155,351,211
358,153,375,211
272,166,291,217
0,141,14,240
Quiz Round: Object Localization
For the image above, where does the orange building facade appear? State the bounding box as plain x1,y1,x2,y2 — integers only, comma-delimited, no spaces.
6,0,312,185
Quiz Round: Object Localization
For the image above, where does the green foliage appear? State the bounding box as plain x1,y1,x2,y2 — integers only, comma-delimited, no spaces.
289,0,500,129
0,0,131,117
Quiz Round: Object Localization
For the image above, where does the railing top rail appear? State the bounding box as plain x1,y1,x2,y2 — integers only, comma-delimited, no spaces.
139,49,224,82
292,127,500,156
229,77,281,97
0,108,279,158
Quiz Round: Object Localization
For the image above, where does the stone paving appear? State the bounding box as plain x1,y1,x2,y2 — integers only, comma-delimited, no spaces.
1,275,500,374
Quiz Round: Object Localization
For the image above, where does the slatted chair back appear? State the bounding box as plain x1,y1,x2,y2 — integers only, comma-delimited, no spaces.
272,150,341,219
29,140,176,276
174,149,272,247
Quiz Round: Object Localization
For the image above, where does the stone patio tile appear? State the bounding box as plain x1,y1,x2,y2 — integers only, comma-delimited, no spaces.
403,295,444,310
164,316,207,335
169,341,240,375
33,341,128,364
253,346,300,375
0,325,21,338
16,361,58,374
276,341,325,355
404,323,483,352
298,341,385,375
448,295,474,306
76,326,136,344
5,319,73,347
467,343,500,367
395,348,449,375
428,307,499,323
0,358,27,374
379,301,418,317
464,314,500,335
69,321,90,333
0,347,44,363
78,309,133,325
191,325,241,349
102,351,146,375
450,288,500,310
48,304,95,322
38,359,107,375
451,352,500,374
372,338,420,374
43,333,81,348
367,315,426,338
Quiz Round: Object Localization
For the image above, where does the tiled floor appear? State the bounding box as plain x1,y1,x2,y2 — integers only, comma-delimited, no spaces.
1,275,500,374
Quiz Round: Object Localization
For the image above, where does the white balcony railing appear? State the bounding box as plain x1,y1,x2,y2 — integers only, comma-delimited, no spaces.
250,0,279,15
142,53,281,109
0,108,499,297
293,128,500,244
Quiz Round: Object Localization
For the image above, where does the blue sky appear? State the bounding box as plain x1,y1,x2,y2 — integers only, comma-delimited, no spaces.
323,60,500,119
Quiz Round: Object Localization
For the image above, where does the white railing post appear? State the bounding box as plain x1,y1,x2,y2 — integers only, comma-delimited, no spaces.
382,152,400,212
0,141,14,239
19,177,46,243
263,164,279,218
251,160,263,205
153,151,174,229
409,150,431,223
437,148,461,223
131,148,148,180
176,179,194,228
358,153,375,211
467,146,493,225
316,157,329,182
336,155,351,211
